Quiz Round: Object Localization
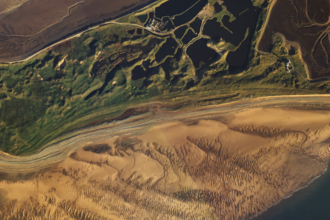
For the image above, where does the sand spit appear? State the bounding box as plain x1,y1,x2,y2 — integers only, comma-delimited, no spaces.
1,95,330,219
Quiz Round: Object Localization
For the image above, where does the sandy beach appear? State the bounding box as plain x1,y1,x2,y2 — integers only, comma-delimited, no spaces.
1,95,330,219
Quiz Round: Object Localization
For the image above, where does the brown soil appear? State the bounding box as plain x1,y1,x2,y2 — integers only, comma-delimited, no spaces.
1,106,330,219
257,0,330,80
0,0,156,62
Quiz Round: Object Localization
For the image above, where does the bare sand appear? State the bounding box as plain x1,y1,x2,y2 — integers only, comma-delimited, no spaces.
1,95,330,219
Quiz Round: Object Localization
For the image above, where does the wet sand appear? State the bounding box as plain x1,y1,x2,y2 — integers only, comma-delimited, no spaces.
0,0,157,62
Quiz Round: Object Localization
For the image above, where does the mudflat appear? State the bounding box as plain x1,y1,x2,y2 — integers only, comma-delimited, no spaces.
1,96,330,219
0,0,155,62
257,0,330,80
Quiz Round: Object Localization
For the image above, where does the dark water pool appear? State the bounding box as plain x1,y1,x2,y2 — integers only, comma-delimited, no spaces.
182,29,197,44
172,0,207,27
161,17,175,31
136,28,142,35
155,0,199,18
174,25,188,39
155,37,178,62
187,39,218,68
190,17,202,34
203,18,232,41
213,2,222,13
127,29,135,35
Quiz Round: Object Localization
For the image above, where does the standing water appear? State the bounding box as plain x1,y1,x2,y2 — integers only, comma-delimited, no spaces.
253,162,330,220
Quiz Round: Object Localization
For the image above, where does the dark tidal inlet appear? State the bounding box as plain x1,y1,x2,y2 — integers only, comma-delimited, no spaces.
253,162,330,220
